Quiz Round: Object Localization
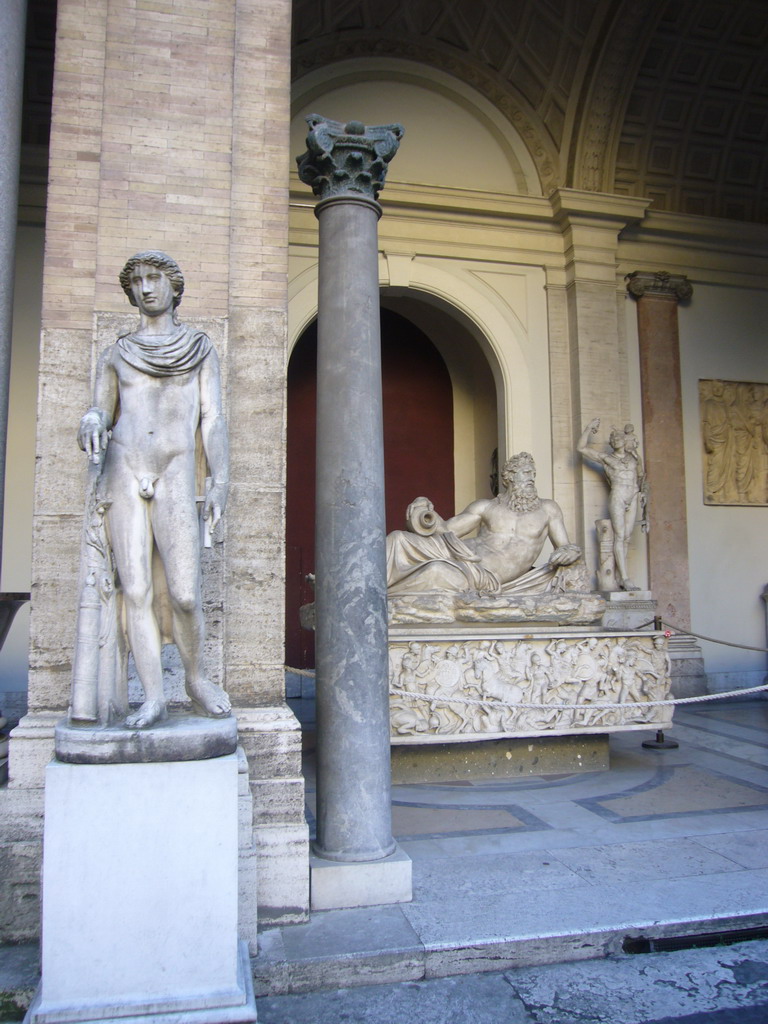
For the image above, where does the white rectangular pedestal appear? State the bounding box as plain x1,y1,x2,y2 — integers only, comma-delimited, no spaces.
26,755,256,1024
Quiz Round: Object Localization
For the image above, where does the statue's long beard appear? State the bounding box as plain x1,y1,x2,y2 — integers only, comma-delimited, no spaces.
500,483,542,513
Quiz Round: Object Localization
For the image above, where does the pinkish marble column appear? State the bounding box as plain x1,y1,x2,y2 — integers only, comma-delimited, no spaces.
626,271,693,629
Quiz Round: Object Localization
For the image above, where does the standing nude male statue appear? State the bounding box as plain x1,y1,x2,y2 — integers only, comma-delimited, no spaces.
77,251,230,728
577,418,647,591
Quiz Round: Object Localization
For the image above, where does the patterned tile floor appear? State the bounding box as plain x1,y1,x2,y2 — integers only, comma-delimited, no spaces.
304,702,768,851
255,701,768,993
4,701,768,1021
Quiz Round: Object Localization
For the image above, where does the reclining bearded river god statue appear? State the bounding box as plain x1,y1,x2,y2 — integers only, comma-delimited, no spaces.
385,451,605,626
387,451,581,596
383,452,672,745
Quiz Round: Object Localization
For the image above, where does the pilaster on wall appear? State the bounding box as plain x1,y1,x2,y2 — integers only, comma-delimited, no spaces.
547,189,650,570
226,0,310,923
9,0,308,926
225,0,292,706
626,270,693,629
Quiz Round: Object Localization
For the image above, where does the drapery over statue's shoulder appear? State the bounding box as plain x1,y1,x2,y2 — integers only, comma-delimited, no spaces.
116,325,212,377
386,529,572,595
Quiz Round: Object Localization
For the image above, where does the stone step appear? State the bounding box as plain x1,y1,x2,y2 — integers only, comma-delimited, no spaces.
251,881,768,996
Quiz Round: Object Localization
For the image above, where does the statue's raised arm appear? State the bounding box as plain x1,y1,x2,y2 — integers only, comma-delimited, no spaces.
576,417,605,465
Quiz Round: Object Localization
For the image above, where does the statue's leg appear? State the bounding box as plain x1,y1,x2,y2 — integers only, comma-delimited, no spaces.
152,466,231,718
105,472,167,728
610,493,639,590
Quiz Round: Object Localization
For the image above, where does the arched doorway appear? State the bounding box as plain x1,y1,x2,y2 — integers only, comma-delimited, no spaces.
285,309,456,670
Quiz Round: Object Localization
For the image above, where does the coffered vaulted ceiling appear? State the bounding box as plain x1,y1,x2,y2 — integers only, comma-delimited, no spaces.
21,0,768,224
292,0,768,223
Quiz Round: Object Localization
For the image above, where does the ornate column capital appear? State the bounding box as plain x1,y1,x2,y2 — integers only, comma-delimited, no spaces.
625,270,693,302
296,114,404,204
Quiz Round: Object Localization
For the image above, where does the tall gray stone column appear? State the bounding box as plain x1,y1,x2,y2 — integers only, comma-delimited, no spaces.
297,116,411,907
0,0,27,583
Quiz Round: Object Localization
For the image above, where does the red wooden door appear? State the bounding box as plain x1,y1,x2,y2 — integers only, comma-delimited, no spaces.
285,309,455,669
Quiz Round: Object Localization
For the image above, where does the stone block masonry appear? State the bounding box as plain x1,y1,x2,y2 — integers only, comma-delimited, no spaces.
6,0,308,939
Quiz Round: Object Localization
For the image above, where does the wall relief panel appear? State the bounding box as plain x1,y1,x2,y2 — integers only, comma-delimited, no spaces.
699,379,768,506
389,631,672,743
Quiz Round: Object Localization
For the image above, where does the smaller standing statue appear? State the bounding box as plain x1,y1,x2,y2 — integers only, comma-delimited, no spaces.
72,251,230,729
577,418,648,591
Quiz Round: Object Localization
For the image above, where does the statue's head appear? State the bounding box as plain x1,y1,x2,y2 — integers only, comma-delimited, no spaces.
500,452,536,491
119,251,185,310
609,428,626,450
499,452,541,512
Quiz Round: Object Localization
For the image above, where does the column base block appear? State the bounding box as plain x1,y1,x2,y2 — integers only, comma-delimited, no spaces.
310,844,412,910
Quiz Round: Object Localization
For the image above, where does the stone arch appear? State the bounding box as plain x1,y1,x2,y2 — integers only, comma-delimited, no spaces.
288,254,552,505
285,306,459,670
291,57,552,195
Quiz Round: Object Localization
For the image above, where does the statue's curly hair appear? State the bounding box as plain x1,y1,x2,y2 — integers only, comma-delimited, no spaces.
502,451,535,479
118,251,185,309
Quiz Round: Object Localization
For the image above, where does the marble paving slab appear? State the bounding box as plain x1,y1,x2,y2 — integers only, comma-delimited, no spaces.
254,704,768,994
549,837,743,884
401,867,768,953
691,827,768,869
392,801,549,840
577,764,768,822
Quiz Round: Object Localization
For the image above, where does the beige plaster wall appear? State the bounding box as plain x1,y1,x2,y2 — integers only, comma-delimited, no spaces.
678,284,768,684
288,249,553,529
619,210,768,687
289,67,559,534
378,261,552,514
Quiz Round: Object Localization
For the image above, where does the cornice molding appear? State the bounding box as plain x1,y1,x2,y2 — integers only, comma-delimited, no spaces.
549,188,651,228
